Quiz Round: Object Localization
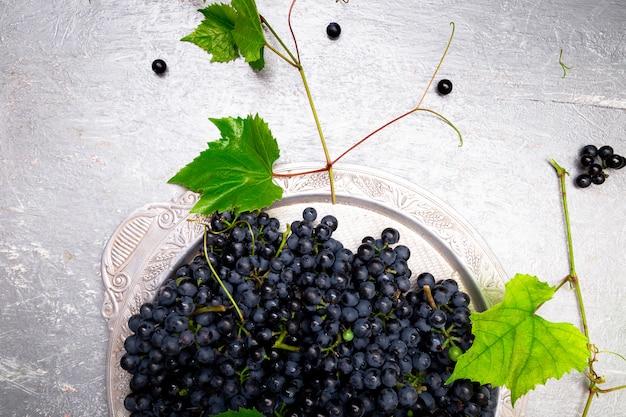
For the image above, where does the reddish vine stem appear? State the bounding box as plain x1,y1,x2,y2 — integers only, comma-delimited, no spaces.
263,3,459,208
273,18,460,182
332,22,457,165
272,166,328,178
332,107,419,164
287,0,301,62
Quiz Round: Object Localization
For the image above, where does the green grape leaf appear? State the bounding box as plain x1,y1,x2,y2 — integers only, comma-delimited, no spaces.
181,3,239,63
181,0,266,69
231,0,266,66
447,273,590,406
168,114,282,215
213,408,263,417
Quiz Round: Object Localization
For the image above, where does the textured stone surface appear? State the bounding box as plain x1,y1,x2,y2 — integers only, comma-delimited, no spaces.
1,0,625,416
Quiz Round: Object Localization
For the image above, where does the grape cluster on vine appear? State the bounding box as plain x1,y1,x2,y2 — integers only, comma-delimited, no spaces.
121,208,496,417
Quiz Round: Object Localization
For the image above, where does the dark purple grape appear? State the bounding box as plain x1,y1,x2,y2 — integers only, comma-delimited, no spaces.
591,174,606,185
326,22,341,39
580,154,595,167
452,379,474,402
345,397,365,417
380,227,400,244
151,59,167,74
580,144,598,157
397,384,418,407
416,272,436,289
363,368,382,389
429,309,447,329
588,163,603,176
377,388,398,413
598,145,614,160
320,214,338,231
606,153,624,169
437,79,453,95
302,207,317,222
356,243,375,261
575,174,592,188
451,291,470,307
378,247,396,265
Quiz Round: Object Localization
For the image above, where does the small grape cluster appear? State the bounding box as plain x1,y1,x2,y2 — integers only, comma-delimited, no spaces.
120,208,497,417
575,144,625,188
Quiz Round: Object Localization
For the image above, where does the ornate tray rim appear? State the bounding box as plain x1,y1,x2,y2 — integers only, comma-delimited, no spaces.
101,162,527,417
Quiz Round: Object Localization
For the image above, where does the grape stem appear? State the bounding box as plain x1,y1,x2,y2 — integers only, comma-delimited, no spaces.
422,285,438,310
272,330,300,352
549,160,588,337
274,223,292,257
193,305,227,315
202,226,245,322
261,9,336,203
559,49,573,79
549,159,626,416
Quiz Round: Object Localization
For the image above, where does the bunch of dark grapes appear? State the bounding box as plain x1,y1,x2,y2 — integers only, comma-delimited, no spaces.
576,144,625,188
120,208,497,417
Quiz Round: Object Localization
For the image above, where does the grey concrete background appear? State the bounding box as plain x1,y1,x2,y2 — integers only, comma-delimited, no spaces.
1,0,625,416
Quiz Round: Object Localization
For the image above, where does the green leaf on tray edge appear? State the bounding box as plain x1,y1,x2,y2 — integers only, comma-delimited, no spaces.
168,114,282,215
447,273,590,406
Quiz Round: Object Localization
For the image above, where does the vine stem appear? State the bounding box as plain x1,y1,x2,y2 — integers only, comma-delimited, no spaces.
549,159,589,339
261,1,336,202
332,107,462,165
273,166,328,178
286,0,335,202
559,49,573,78
333,22,457,164
549,159,599,417
287,0,301,62
581,391,594,417
263,6,457,204
202,226,244,322
298,66,337,203
415,22,455,110
260,16,299,68
548,159,626,415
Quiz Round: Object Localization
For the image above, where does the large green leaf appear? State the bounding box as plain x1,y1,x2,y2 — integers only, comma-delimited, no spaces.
168,114,282,214
181,0,266,69
447,273,590,406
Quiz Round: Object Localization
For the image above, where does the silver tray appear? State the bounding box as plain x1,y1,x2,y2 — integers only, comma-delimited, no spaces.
101,163,527,417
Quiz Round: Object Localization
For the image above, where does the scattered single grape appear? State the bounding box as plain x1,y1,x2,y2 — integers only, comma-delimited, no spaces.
326,22,341,39
152,59,167,74
437,79,453,95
